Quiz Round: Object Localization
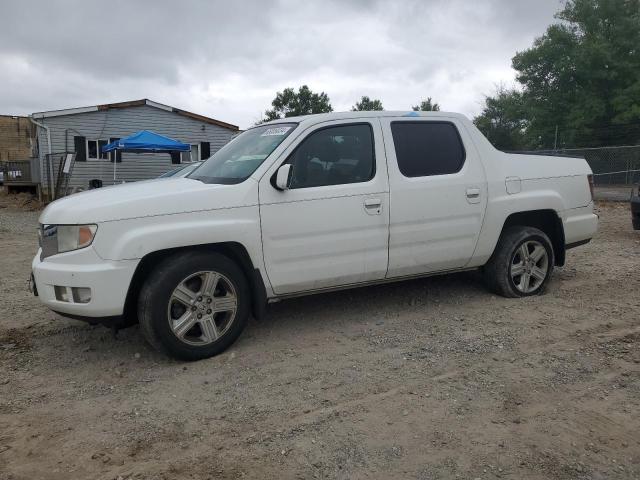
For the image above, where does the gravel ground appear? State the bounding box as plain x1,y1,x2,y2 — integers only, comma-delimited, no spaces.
593,185,633,202
0,192,639,480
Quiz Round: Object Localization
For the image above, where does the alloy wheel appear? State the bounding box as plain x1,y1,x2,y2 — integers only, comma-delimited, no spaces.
167,271,238,346
510,240,549,293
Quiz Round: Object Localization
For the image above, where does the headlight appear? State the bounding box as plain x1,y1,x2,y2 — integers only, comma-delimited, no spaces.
39,224,97,259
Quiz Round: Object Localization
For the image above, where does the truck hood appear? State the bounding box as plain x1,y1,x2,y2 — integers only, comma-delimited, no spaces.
39,178,257,224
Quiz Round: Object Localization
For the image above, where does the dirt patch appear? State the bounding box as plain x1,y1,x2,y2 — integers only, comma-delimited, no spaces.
0,328,31,351
0,199,638,479
0,190,41,212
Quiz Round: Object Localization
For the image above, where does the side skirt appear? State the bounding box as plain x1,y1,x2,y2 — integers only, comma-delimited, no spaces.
268,267,480,302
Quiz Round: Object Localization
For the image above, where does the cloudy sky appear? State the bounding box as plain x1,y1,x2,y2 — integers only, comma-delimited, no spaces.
0,0,562,129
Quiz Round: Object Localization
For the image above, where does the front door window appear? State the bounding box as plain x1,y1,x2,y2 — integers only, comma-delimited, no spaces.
284,124,375,188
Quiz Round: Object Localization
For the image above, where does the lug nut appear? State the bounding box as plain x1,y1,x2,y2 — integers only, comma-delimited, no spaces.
197,296,203,302
207,298,212,304
206,309,212,314
197,313,202,319
191,306,197,311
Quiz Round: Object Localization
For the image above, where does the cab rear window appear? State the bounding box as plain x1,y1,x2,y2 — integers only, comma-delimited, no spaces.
391,122,465,177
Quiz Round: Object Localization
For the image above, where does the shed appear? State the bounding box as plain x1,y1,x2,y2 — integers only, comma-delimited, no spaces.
31,99,238,192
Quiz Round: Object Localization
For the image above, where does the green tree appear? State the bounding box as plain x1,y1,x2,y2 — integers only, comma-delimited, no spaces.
474,87,530,150
352,96,384,111
264,85,333,121
412,97,440,111
512,0,640,147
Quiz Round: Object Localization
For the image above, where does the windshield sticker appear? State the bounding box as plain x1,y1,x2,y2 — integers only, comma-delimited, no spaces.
261,126,292,136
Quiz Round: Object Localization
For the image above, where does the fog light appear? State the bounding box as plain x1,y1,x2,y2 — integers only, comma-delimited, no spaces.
54,286,91,303
54,285,72,302
72,287,92,304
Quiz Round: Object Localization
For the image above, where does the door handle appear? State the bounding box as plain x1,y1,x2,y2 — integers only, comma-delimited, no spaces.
364,198,382,215
466,188,480,198
465,187,481,205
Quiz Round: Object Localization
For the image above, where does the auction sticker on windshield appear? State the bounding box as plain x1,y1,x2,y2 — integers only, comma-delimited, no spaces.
261,126,292,136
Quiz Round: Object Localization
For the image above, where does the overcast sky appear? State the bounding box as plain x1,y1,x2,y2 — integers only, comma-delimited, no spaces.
0,0,562,129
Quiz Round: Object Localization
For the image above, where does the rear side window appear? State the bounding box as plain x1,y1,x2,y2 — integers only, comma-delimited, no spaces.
391,122,465,177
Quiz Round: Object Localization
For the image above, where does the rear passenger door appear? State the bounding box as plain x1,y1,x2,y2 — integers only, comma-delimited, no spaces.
380,117,487,277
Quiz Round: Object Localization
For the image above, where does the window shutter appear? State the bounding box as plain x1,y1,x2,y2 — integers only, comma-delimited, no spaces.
170,152,181,164
200,141,210,159
109,138,122,163
74,136,86,161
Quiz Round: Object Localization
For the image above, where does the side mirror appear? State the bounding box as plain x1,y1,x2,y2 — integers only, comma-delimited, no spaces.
275,164,293,190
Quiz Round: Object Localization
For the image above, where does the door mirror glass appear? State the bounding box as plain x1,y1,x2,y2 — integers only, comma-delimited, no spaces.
275,164,293,190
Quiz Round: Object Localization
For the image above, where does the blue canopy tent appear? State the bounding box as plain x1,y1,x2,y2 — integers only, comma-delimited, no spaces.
101,130,191,183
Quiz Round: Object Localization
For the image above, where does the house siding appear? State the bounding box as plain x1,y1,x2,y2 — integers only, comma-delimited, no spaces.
35,105,236,190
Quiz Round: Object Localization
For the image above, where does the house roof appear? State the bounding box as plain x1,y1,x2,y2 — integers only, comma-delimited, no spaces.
31,99,239,131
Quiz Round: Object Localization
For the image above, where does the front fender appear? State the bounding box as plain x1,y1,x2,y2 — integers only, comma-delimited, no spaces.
92,206,263,268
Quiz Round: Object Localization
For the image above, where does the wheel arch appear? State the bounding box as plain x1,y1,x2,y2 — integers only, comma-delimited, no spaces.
497,209,565,266
122,242,267,326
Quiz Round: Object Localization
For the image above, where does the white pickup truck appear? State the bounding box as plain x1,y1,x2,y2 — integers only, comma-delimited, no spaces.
32,111,598,360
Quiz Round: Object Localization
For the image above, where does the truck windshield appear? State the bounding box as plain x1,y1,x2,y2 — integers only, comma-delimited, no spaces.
189,123,297,184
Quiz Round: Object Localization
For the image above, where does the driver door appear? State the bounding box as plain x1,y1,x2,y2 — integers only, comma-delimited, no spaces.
258,120,389,295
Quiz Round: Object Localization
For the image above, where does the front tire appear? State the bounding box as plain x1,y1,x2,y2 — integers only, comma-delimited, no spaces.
138,251,250,360
483,226,554,298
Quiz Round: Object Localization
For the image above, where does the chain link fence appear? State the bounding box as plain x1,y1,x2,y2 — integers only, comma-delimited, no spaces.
514,145,640,185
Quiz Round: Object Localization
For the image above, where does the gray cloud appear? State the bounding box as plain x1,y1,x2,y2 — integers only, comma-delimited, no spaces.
0,0,562,128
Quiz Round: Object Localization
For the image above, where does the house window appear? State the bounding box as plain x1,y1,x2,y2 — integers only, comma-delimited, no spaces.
181,144,200,163
87,139,109,161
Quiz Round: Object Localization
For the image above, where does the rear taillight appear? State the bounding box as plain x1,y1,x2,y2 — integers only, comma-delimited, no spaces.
587,174,595,200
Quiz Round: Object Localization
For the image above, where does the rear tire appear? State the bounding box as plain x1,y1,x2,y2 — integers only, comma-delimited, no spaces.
138,251,250,361
483,226,554,298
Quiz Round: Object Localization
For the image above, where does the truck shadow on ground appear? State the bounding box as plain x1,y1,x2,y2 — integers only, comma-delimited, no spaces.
259,269,486,328
31,269,488,365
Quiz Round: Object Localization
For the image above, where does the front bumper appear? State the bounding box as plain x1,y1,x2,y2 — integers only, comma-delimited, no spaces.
32,247,139,317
